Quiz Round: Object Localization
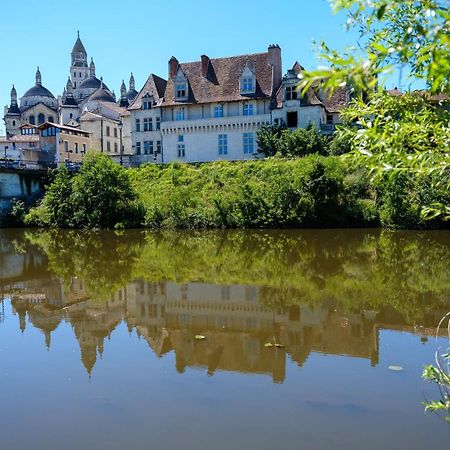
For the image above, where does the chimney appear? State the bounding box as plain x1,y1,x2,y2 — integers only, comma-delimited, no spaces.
169,56,179,79
201,55,210,78
267,44,282,96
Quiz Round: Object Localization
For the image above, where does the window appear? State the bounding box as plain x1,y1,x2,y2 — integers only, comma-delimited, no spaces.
64,141,69,152
135,118,141,132
69,113,73,119
326,114,334,124
38,113,45,125
243,132,255,154
218,134,227,155
75,143,78,154
114,128,118,138
143,100,151,110
48,116,54,123
285,85,298,100
12,120,16,127
175,82,187,99
136,141,141,155
82,144,86,154
243,103,254,116
156,117,161,130
143,118,153,131
287,111,298,128
144,141,151,155
241,77,255,93
106,126,110,136
177,135,185,158
107,141,111,152
114,142,118,153
176,108,185,121
156,140,161,154
214,105,223,118
29,115,36,125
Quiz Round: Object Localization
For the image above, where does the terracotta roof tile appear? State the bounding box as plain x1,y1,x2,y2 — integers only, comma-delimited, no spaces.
163,52,274,106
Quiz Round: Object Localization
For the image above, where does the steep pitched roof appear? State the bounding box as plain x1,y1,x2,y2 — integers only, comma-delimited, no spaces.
128,74,167,110
321,86,348,113
163,52,273,106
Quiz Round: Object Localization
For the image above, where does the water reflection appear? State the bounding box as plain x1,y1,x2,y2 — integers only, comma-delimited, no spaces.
1,228,449,382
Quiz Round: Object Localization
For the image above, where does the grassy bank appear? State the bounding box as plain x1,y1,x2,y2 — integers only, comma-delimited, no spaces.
18,152,448,230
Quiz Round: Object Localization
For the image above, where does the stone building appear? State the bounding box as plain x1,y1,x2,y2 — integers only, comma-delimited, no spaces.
3,33,137,156
128,44,348,165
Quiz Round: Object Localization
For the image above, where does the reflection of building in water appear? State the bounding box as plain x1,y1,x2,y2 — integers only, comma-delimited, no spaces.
8,277,449,382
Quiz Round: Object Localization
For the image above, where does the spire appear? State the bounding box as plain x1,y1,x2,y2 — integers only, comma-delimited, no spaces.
100,77,104,89
129,72,135,91
66,76,73,93
89,58,96,77
120,80,127,97
10,85,17,104
45,331,51,351
36,66,42,85
72,31,87,55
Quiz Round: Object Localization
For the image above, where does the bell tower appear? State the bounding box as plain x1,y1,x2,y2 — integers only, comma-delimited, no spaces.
70,31,89,89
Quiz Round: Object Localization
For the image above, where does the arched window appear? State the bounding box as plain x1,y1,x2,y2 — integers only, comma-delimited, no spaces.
29,115,36,125
38,113,45,125
48,116,54,123
12,120,16,126
69,113,73,119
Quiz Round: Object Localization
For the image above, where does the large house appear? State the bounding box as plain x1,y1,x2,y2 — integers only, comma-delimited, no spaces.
3,39,348,167
128,45,347,165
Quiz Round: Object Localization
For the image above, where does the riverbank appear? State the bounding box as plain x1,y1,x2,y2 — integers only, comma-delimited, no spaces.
10,152,449,230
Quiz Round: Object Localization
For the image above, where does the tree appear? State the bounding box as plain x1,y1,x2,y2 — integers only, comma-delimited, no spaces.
300,0,450,220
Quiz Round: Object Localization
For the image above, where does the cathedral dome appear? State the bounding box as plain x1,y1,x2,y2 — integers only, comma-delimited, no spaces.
22,84,56,99
126,88,138,102
20,68,56,110
78,76,108,91
89,87,115,103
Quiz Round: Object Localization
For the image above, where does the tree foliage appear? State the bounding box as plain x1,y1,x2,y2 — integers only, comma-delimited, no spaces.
25,152,142,228
300,0,450,220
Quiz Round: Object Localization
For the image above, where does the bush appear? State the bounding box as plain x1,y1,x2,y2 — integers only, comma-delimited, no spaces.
26,152,142,228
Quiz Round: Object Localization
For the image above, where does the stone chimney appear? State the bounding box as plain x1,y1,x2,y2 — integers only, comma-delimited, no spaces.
169,56,179,79
201,55,210,78
267,44,282,96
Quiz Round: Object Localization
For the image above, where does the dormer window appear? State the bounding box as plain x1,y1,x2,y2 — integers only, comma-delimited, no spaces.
175,82,187,100
241,77,255,93
240,63,256,95
142,93,153,110
285,85,298,101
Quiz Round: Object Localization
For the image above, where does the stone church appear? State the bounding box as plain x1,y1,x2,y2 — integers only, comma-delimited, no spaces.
3,33,138,138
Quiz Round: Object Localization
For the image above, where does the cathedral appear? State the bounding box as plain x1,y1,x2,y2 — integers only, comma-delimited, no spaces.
3,33,138,138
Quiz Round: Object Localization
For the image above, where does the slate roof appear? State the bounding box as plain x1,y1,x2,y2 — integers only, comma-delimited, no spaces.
78,76,109,91
162,52,274,106
72,36,87,55
22,84,56,99
89,87,115,103
128,74,167,110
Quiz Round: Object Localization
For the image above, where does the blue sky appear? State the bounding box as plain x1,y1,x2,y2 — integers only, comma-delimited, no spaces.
1,0,380,134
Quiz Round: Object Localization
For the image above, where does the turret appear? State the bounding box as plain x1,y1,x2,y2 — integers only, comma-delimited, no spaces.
90,58,96,77
120,80,127,97
36,66,42,86
129,73,135,91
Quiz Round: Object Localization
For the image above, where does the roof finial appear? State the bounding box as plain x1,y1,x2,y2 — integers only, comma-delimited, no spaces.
77,30,80,38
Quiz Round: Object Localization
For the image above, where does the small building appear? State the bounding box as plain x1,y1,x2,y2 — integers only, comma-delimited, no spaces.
37,122,91,167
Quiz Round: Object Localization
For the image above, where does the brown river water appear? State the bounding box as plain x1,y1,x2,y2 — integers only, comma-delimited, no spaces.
0,228,449,450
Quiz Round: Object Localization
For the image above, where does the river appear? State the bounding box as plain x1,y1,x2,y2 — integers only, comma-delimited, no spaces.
0,228,449,449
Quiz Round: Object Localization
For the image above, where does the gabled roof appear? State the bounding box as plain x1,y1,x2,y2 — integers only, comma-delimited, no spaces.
128,74,167,110
20,101,58,114
163,52,274,106
321,87,348,113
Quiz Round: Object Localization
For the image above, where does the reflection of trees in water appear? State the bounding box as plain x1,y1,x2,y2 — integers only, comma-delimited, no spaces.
22,228,450,320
